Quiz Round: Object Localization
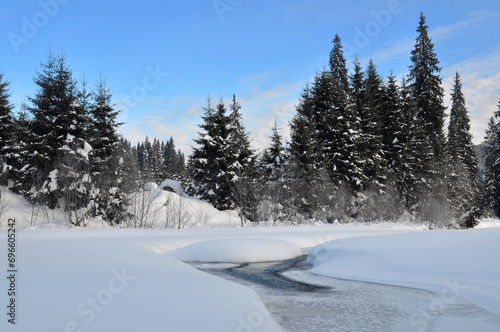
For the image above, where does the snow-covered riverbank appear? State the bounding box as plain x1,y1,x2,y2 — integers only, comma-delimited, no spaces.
0,220,499,331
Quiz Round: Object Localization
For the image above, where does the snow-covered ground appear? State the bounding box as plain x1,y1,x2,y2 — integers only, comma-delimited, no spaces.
306,224,500,331
0,187,499,331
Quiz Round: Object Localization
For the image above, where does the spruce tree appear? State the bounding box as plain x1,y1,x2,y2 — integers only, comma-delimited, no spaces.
24,52,59,205
25,52,87,208
494,95,500,217
380,73,403,173
483,94,500,217
289,84,321,216
398,77,422,211
189,97,232,210
359,58,385,189
151,138,163,183
447,73,480,227
163,137,177,180
482,116,499,216
227,95,258,222
407,13,447,220
261,118,285,183
324,35,364,192
88,80,124,224
259,119,287,222
118,138,140,194
53,56,93,224
0,74,18,185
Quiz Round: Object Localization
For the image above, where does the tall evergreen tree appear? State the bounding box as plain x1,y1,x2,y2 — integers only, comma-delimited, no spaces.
0,74,18,185
24,52,87,208
380,73,403,172
259,119,288,222
289,84,321,216
189,97,232,210
483,94,500,217
408,13,446,189
482,116,499,216
226,95,258,221
163,137,177,179
88,79,124,224
446,72,480,227
359,58,385,189
407,13,447,220
323,35,364,192
261,118,285,183
151,138,163,183
23,52,59,204
398,77,422,211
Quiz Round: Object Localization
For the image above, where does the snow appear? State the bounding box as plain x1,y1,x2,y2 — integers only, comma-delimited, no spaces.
307,227,500,319
168,238,303,263
0,187,499,331
77,141,93,159
48,169,58,192
0,230,283,332
159,179,182,195
143,182,158,191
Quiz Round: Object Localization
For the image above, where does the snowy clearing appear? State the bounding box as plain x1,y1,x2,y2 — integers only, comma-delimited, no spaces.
307,227,500,320
1,186,499,331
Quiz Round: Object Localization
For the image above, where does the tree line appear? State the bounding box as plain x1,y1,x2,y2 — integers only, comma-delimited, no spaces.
187,13,494,228
0,52,185,227
0,13,498,228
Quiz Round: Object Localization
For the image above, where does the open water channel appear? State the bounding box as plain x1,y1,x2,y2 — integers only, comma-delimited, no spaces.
193,255,500,332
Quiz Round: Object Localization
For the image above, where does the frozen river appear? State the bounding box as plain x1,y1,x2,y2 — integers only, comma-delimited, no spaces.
195,256,500,332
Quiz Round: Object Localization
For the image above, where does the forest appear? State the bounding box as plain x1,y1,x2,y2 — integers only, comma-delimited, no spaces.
1,13,499,229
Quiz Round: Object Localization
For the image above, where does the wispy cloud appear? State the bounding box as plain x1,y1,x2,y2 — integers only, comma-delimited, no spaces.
116,79,303,155
367,10,493,66
430,11,493,42
442,48,500,144
235,80,303,152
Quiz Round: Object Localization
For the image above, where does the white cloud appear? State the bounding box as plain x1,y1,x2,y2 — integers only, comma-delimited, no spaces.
442,48,500,144
235,80,303,152
116,80,303,156
366,10,493,67
430,11,493,42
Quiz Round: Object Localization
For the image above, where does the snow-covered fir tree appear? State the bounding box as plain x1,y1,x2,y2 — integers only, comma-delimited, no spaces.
23,52,90,209
88,79,126,224
482,94,500,217
323,35,364,192
0,73,19,185
446,72,480,227
360,58,386,190
189,97,233,210
259,119,288,222
226,95,258,222
407,13,448,222
289,83,321,217
482,116,499,216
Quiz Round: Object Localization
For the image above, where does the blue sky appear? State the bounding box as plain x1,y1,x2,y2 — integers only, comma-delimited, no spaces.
1,0,499,154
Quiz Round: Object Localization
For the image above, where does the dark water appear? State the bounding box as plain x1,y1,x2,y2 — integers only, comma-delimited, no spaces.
194,257,500,332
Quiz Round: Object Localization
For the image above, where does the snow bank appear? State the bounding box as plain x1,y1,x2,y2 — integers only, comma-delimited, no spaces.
307,228,500,317
159,179,182,194
0,230,283,332
168,238,303,263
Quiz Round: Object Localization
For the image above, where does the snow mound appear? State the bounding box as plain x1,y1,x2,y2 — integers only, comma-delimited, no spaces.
159,179,182,194
168,238,303,263
0,230,283,332
307,229,500,317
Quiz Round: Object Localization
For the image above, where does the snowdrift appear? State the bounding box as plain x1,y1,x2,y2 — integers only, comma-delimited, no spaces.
0,230,283,332
307,228,500,317
168,238,303,263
